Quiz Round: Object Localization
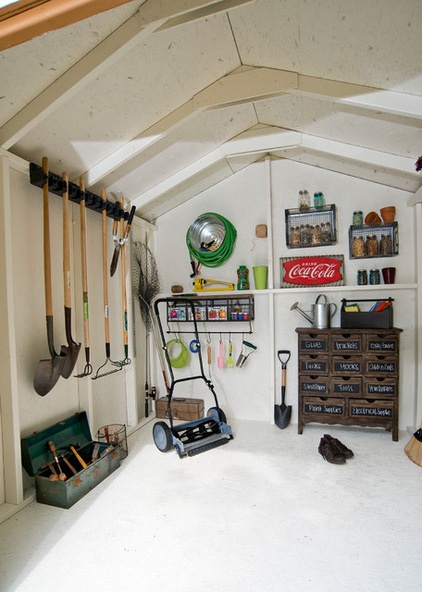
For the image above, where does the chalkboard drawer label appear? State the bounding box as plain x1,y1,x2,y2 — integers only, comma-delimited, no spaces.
365,356,397,375
299,338,328,352
365,336,398,353
332,335,362,353
331,355,362,374
299,377,328,394
299,355,328,374
349,399,394,418
364,378,397,396
303,397,345,416
332,377,362,395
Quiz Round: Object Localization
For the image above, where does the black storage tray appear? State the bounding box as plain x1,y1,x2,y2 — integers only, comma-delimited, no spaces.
340,298,393,329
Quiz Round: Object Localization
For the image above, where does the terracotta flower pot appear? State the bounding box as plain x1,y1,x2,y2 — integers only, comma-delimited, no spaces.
380,206,396,223
364,211,382,225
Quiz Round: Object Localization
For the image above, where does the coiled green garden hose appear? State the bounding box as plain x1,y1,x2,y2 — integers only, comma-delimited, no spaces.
186,212,237,268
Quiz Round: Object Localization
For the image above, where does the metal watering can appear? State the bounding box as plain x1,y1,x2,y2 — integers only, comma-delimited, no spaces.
290,294,337,329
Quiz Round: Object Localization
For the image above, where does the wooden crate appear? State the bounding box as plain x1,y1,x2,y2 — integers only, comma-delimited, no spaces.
155,397,204,421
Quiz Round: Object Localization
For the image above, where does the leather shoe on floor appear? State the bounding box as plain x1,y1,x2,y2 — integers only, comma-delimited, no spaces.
324,434,354,459
318,436,346,464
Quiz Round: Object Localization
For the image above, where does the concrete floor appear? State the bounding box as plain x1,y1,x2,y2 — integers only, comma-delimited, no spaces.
0,419,421,592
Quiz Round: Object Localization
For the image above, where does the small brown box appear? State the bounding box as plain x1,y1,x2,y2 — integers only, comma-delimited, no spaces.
255,224,268,238
155,397,205,421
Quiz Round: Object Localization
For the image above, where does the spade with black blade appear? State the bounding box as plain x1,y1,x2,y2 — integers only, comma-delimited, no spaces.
34,157,66,396
59,172,81,377
275,350,292,429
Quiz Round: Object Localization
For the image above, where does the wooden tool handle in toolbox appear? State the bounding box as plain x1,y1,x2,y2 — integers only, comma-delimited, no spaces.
70,445,88,469
62,455,78,475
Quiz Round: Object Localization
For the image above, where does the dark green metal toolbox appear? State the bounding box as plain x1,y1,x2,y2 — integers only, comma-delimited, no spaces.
21,411,120,509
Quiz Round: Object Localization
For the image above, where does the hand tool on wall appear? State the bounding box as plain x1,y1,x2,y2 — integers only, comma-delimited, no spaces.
235,340,257,368
218,337,224,369
274,350,292,429
119,196,131,366
47,440,67,480
34,157,66,396
75,176,92,377
60,172,81,377
110,203,136,277
226,338,235,368
193,278,234,292
92,190,122,379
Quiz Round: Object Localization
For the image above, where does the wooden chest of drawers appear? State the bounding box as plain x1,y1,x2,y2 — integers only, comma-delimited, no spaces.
296,328,401,440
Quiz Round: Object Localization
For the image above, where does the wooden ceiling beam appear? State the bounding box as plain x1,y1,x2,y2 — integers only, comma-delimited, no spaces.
0,0,135,52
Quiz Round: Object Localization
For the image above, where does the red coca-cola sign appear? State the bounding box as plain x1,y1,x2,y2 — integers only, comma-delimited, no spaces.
281,256,344,287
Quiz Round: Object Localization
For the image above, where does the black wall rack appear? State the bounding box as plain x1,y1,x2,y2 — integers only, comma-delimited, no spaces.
29,162,131,221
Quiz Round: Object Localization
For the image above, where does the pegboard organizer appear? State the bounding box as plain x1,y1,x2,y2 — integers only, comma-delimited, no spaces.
29,162,131,220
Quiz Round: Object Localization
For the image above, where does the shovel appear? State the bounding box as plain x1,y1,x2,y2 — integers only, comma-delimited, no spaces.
34,157,66,396
60,172,81,378
74,176,92,377
274,350,292,429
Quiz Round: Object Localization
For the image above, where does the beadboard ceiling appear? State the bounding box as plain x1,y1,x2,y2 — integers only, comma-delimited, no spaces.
1,0,421,222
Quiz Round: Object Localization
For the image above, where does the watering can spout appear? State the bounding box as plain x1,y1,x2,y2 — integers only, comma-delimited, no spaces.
290,301,313,325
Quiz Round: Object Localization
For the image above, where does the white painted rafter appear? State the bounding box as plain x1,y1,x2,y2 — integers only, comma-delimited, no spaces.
0,0,254,150
296,75,422,120
132,125,419,220
85,67,297,186
86,66,421,188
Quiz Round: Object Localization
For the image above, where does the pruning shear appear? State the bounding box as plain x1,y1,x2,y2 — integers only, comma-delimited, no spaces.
110,203,136,277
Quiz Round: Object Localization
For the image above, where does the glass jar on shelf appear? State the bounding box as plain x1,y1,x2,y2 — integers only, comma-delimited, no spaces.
369,269,380,285
300,224,310,246
310,224,322,245
365,235,378,257
352,236,365,258
289,225,300,247
357,269,368,285
353,211,363,227
380,234,393,256
237,265,249,290
298,190,311,211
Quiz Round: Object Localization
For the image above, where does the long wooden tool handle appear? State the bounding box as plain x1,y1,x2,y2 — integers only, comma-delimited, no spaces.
62,455,78,475
62,172,71,308
101,189,110,348
80,177,90,349
48,440,63,471
42,157,53,317
70,445,88,469
120,197,128,354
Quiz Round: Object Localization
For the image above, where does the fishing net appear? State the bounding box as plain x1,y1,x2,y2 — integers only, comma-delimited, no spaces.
131,240,161,331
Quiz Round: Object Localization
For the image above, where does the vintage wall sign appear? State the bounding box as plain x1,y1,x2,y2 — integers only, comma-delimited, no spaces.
280,255,344,288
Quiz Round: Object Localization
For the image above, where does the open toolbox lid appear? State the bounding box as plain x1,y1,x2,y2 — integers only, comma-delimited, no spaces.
21,411,93,477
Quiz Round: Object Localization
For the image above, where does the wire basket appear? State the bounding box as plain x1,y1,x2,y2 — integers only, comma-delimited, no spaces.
96,424,128,460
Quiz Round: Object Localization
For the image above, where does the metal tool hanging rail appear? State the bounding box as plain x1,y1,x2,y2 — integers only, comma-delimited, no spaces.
29,162,131,221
